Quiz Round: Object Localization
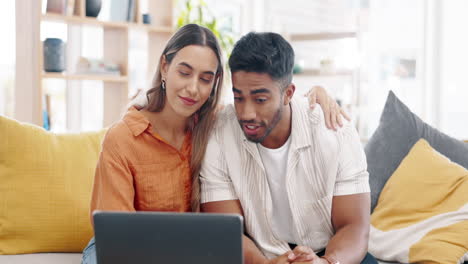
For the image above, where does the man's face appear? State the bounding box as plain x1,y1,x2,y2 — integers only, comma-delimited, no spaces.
232,71,285,143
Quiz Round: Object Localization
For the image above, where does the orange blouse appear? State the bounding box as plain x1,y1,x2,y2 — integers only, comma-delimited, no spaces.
90,107,192,225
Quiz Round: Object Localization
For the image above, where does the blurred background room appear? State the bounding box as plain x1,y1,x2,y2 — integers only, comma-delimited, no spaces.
1,0,467,141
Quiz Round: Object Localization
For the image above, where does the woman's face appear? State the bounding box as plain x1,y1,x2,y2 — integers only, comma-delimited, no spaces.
161,45,219,119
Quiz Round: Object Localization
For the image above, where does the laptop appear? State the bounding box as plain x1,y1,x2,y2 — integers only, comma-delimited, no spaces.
93,211,244,264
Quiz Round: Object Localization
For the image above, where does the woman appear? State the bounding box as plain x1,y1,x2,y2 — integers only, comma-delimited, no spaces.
81,24,348,264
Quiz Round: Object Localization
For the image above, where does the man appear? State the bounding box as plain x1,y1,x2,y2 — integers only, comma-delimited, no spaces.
200,32,377,264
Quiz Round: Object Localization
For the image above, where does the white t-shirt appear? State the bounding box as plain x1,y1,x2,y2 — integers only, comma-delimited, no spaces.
257,136,297,243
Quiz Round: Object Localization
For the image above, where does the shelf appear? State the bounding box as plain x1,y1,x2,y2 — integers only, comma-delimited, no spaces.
41,13,173,33
294,69,354,77
290,32,357,41
42,72,128,82
144,25,174,34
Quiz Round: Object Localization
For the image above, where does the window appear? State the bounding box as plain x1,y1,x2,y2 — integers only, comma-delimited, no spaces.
359,0,425,138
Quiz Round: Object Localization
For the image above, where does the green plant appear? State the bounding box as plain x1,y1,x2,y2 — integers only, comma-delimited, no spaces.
176,0,235,60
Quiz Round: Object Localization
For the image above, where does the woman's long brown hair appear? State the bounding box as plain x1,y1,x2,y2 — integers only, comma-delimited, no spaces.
144,24,224,211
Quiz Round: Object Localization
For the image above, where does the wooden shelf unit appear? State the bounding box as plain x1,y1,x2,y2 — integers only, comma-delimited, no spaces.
42,72,129,82
289,32,357,41
41,13,173,33
32,0,174,129
287,29,362,131
294,68,354,77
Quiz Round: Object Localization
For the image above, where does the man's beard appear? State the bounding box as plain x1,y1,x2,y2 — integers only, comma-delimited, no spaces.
239,105,283,144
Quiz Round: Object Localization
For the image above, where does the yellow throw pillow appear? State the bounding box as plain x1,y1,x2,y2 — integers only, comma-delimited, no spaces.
0,116,105,254
369,139,468,264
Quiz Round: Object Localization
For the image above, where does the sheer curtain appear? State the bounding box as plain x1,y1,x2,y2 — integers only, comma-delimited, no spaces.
359,0,425,138
0,0,15,118
439,0,468,139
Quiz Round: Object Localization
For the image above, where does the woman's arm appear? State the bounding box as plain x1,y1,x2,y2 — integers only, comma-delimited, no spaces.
305,86,351,131
90,135,135,227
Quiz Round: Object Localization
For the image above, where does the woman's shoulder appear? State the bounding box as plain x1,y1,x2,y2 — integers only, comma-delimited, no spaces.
101,119,134,150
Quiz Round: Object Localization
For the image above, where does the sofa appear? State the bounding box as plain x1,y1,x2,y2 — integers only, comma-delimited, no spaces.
1,91,467,264
0,116,105,264
364,92,468,263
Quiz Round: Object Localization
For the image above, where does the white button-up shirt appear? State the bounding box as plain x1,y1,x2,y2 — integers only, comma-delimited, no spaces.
200,98,370,258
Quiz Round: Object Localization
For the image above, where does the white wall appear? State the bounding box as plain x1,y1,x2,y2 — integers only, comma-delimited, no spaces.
439,0,468,139
0,0,16,117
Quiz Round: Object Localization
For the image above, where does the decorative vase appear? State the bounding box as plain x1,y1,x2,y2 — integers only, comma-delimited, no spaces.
43,38,66,73
86,0,102,17
142,13,152,25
